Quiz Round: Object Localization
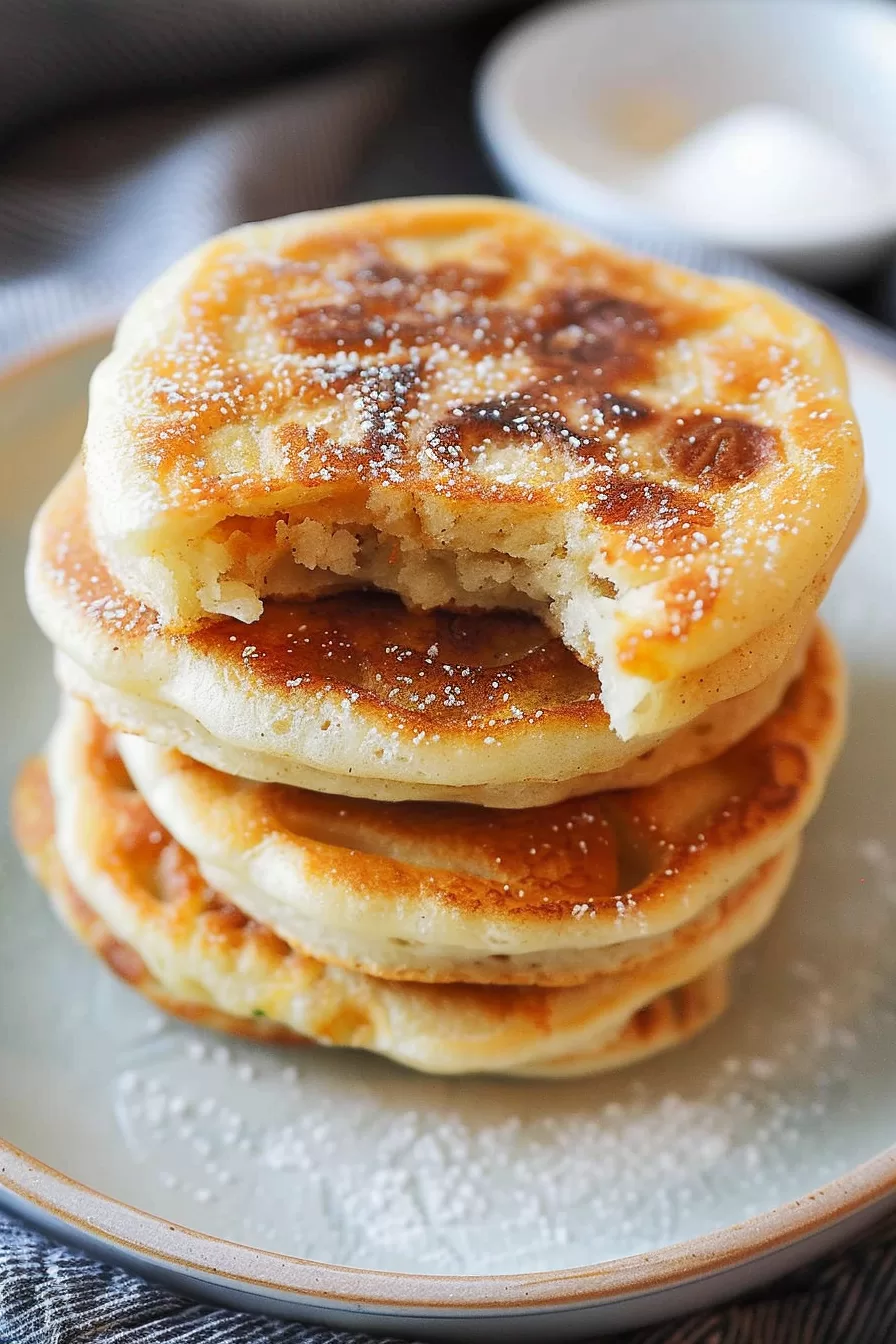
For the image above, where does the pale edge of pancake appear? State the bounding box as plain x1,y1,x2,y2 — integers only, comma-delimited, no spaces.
105,627,844,984
13,739,799,1076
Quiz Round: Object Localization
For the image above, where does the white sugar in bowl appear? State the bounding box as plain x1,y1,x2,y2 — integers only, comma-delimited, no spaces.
478,0,896,283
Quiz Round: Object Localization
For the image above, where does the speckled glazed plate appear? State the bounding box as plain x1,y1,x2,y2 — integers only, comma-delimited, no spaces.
2,331,896,1341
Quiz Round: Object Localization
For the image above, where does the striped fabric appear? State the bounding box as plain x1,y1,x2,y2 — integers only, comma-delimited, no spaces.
2,3,896,1340
2,1207,896,1343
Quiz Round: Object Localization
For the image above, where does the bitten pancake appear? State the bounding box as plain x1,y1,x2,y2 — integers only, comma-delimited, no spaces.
13,733,792,1077
113,626,843,985
82,197,863,735
31,467,839,807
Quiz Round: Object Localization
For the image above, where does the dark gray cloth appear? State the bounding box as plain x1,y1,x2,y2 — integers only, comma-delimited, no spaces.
0,1,508,361
4,1206,896,1343
3,4,896,1341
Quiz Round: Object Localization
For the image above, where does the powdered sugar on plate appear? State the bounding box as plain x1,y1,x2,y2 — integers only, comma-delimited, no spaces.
99,793,894,1276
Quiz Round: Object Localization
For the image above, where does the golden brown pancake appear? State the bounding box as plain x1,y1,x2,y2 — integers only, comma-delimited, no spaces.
20,774,732,1078
110,625,843,985
13,728,791,1077
81,197,863,735
31,465,845,807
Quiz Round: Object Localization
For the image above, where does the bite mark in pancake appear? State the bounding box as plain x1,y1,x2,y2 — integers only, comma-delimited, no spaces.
31,464,853,805
43,470,606,729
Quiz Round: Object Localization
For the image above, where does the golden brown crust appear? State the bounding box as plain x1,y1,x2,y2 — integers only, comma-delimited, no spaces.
12,757,306,1045
11,748,777,1076
110,626,844,986
83,197,864,716
30,465,841,804
96,203,827,530
13,754,729,1072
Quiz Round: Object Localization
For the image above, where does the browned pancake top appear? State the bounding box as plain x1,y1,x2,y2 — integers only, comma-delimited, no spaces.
121,203,783,562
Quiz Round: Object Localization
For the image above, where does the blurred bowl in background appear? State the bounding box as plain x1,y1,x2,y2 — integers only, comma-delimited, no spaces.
478,0,896,284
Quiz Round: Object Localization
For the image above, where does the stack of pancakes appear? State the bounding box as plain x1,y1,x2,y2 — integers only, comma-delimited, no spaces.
14,198,864,1077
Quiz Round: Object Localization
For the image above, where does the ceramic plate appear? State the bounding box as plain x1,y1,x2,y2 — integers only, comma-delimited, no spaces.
1,332,896,1341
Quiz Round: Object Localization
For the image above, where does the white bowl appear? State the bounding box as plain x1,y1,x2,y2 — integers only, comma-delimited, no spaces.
478,0,896,283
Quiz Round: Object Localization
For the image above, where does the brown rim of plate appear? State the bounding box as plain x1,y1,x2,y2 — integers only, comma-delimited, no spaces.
3,329,894,1315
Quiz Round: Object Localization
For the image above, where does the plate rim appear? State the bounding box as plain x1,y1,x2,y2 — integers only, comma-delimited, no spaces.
2,1137,895,1311
3,328,896,1314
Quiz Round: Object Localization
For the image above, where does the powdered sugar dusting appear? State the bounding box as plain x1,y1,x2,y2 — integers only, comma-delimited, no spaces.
104,924,882,1274
87,701,896,1278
